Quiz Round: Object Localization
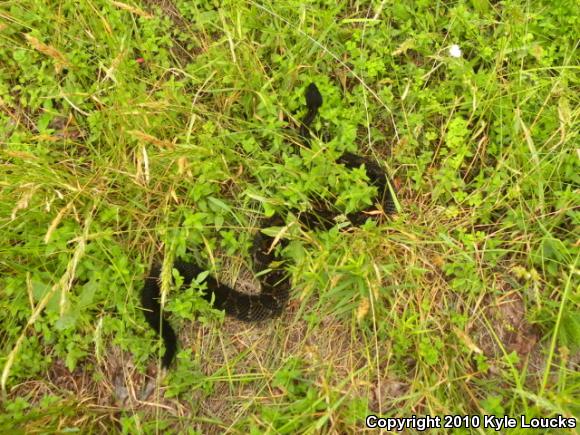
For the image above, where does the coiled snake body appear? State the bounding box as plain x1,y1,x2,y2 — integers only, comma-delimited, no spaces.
141,84,396,368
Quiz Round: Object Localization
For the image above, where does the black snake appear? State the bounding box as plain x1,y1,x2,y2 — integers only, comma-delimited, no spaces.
141,83,397,368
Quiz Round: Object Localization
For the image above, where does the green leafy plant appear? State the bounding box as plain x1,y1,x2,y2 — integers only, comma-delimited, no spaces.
1,0,577,432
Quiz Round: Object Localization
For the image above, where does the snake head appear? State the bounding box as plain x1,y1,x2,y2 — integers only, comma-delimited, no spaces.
305,83,323,110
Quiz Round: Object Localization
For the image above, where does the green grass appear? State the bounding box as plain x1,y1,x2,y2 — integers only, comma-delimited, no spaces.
1,0,578,433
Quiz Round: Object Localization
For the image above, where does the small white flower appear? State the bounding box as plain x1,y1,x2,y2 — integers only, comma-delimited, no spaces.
449,44,462,58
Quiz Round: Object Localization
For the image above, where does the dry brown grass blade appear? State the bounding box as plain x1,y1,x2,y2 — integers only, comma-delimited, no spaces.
24,34,71,72
110,1,154,18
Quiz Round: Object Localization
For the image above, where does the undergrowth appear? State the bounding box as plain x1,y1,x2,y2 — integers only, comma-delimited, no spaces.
0,0,578,433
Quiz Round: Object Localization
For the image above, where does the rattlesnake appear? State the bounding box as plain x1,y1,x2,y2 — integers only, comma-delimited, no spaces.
141,83,397,368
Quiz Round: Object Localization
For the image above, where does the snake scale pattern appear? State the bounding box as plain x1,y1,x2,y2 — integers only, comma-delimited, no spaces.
141,83,397,368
